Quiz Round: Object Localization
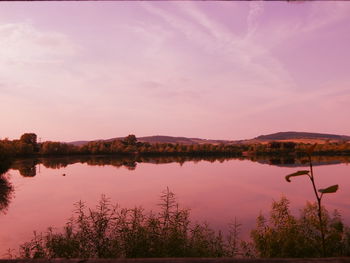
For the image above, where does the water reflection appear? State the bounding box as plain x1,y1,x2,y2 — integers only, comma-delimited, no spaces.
4,156,258,214
10,159,38,177
2,155,349,217
0,160,14,214
5,154,318,214
10,155,237,176
1,155,350,257
8,155,350,177
250,155,350,167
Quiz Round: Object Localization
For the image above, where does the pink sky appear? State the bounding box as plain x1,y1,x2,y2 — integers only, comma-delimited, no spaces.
0,1,350,142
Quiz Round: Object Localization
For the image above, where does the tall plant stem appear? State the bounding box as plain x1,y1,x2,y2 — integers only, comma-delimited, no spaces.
308,155,326,257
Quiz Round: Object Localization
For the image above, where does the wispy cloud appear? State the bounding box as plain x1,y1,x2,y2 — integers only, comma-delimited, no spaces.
251,2,350,49
0,23,78,66
246,1,264,38
0,22,80,97
143,2,296,96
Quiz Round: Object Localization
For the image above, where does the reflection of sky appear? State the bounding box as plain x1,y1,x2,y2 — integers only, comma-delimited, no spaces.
0,160,349,255
1,2,350,141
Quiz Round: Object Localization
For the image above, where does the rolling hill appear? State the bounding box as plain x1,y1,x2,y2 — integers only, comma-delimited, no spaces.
68,135,230,146
67,132,350,146
254,131,350,141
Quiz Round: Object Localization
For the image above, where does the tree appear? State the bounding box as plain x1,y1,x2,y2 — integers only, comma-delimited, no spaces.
20,133,37,146
123,135,137,146
20,133,38,152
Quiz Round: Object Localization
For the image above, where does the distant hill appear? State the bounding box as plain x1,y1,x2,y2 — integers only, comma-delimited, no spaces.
68,135,230,146
255,131,350,141
136,136,229,145
67,132,350,146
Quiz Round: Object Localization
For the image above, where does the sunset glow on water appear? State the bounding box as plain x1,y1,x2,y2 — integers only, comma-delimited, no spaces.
1,158,349,256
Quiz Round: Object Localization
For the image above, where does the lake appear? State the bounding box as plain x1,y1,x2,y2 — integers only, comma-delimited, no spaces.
0,156,349,257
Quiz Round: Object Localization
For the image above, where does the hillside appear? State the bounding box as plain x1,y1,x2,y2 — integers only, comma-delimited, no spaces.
67,132,350,146
68,136,230,146
136,136,229,145
255,131,350,142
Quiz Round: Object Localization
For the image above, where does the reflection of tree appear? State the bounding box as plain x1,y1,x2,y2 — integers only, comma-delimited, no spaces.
8,155,350,177
40,157,73,169
0,159,12,175
37,155,234,170
0,160,13,214
19,164,36,177
0,175,13,214
11,159,38,177
253,155,350,167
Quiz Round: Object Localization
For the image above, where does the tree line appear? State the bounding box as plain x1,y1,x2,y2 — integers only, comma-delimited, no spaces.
248,141,350,156
0,133,246,158
1,133,350,160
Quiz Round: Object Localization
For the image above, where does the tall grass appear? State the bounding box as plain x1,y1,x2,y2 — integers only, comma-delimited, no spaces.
14,189,350,259
18,188,241,258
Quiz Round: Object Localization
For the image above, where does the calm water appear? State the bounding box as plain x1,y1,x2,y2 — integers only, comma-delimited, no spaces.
0,156,350,256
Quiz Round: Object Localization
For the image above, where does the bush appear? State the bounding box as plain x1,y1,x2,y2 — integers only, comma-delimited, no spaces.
250,197,350,258
18,188,239,258
15,191,350,258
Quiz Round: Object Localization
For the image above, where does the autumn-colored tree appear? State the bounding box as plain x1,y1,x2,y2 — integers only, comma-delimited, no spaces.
20,133,38,152
123,134,137,146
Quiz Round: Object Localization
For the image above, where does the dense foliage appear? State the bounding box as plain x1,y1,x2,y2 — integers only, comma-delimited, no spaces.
248,141,350,156
2,133,350,159
251,197,350,257
13,193,350,259
17,189,240,258
1,133,245,158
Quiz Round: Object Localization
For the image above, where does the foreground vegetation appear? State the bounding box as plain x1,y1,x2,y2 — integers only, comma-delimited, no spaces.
17,189,235,258
9,189,350,259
